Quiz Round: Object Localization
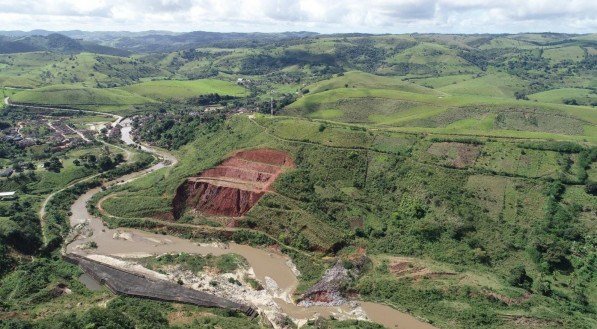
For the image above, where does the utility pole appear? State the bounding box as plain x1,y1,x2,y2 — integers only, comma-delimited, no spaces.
270,96,274,116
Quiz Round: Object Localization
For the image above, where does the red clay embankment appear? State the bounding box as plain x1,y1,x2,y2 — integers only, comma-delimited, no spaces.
173,149,293,218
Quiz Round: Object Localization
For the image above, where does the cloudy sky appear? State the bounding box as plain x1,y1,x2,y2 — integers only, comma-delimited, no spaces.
0,0,595,34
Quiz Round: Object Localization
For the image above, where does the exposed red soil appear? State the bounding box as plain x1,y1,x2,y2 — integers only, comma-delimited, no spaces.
173,149,294,218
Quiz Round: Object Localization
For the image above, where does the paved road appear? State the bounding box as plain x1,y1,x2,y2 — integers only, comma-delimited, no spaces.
5,97,124,121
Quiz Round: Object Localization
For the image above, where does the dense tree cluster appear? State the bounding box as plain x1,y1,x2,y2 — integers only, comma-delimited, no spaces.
132,105,225,150
187,93,235,106
43,157,62,173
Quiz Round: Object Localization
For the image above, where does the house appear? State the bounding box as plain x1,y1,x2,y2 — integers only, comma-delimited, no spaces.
0,191,16,200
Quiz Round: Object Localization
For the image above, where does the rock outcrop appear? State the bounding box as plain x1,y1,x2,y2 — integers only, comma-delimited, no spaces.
299,251,370,306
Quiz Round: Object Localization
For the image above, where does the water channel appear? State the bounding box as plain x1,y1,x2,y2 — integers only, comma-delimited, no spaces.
69,118,435,329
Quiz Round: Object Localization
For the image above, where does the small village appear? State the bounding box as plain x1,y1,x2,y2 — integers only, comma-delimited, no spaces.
0,110,115,200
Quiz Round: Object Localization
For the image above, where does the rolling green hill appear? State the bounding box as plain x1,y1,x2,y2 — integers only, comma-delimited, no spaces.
438,72,529,98
409,74,476,89
386,42,480,76
0,33,130,56
542,46,586,64
0,52,166,88
119,79,247,100
11,84,154,106
284,87,440,123
528,88,596,106
306,71,439,95
0,52,65,88
284,71,597,143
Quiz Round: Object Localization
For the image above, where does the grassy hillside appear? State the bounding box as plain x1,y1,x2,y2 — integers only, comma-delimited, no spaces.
284,72,597,142
306,71,438,95
120,79,246,100
284,87,438,123
1,52,166,88
438,72,529,98
100,113,597,328
542,46,586,63
477,37,538,50
528,88,596,106
410,74,476,89
385,42,480,76
0,52,65,88
11,84,154,106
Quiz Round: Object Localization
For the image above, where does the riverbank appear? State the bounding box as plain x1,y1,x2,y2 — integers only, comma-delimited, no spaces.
47,104,437,328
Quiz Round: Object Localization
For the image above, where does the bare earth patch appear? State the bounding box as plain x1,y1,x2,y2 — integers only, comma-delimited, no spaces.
389,257,456,280
173,149,294,219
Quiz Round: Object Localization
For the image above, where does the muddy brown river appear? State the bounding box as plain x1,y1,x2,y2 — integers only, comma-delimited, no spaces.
67,118,436,329
78,273,102,291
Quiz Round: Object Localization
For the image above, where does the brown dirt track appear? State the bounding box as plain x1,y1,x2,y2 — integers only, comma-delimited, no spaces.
173,149,294,218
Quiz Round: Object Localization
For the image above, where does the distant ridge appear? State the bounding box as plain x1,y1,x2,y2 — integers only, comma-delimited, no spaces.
0,30,593,54
0,30,320,53
0,33,131,56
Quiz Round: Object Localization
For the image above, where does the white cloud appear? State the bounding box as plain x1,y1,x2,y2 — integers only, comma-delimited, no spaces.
0,0,594,33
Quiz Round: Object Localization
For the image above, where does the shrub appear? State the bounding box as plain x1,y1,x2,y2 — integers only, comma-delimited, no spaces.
507,264,533,290
585,182,597,196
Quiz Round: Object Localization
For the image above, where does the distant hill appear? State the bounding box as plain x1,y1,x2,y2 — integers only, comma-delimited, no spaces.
102,31,319,52
0,33,131,56
1,30,594,55
0,30,319,53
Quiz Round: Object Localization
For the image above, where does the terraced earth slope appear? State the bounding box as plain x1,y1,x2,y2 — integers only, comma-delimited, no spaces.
173,149,294,218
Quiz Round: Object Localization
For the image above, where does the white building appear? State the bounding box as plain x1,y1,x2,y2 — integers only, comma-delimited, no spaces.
0,191,16,200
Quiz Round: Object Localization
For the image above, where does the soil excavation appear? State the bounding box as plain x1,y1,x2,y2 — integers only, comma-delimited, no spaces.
61,116,435,328
173,149,294,218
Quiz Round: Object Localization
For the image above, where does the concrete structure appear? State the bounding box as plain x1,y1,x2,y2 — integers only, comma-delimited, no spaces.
63,253,257,317
0,191,16,200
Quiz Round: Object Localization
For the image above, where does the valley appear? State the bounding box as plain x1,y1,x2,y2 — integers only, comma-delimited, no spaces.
0,31,595,329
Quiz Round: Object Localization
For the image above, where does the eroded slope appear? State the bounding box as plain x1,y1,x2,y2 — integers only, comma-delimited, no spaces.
173,149,294,218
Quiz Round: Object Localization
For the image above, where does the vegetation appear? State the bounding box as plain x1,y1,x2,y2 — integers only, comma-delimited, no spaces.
528,88,596,106
118,112,596,328
0,31,595,328
120,79,246,100
142,253,248,274
11,84,154,106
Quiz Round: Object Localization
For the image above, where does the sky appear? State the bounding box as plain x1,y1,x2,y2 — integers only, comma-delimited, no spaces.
0,0,595,34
